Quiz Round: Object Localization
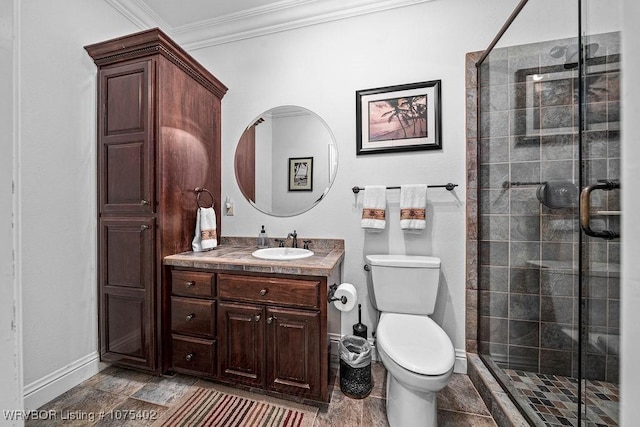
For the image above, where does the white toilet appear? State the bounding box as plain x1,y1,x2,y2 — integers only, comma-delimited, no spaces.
366,254,455,427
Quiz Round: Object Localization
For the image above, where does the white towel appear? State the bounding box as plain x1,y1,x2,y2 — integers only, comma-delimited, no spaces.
361,186,387,230
400,184,427,231
192,207,217,251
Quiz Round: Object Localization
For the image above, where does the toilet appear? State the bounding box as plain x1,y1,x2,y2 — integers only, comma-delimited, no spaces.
366,254,455,427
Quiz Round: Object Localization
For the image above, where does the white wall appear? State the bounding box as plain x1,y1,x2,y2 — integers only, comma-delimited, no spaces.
0,1,23,424
621,0,640,423
194,0,518,370
15,0,136,410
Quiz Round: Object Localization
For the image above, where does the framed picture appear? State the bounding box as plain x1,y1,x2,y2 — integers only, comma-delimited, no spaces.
288,157,313,191
356,80,441,155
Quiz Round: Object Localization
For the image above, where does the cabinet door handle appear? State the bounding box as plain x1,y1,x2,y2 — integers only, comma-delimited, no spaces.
267,315,277,324
259,289,267,296
185,352,194,362
140,224,149,231
186,313,195,321
141,199,149,205
185,280,195,288
254,314,261,322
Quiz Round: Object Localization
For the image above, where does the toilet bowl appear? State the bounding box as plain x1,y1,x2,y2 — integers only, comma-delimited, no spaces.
376,312,455,427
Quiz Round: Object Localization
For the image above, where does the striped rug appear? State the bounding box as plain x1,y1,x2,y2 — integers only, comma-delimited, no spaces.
154,386,318,427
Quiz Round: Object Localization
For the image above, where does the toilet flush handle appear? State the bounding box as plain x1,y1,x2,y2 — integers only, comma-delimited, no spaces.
364,264,370,271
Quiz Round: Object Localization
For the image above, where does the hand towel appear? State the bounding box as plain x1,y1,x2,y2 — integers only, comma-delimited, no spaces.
400,184,427,231
361,186,387,230
192,207,217,252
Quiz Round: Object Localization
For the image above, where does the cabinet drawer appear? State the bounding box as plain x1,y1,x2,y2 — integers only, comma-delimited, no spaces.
218,274,320,309
171,270,215,298
171,297,215,337
172,335,215,377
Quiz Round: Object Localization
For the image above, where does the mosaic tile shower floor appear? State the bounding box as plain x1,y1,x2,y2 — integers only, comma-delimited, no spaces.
503,369,619,426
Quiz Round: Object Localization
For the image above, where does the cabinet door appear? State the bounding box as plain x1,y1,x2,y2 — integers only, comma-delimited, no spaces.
98,60,154,214
99,217,156,370
217,301,265,387
266,307,321,399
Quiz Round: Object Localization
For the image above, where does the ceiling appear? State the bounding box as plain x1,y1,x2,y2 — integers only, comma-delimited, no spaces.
105,0,434,50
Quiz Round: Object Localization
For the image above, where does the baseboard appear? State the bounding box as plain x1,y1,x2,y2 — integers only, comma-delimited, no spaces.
331,333,468,372
329,332,379,360
454,348,468,374
23,352,105,411
329,332,341,357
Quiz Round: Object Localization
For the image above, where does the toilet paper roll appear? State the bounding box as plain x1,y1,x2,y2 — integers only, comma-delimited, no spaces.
333,283,357,312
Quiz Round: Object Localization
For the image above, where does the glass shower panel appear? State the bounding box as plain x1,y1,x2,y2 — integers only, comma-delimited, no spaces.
476,0,619,425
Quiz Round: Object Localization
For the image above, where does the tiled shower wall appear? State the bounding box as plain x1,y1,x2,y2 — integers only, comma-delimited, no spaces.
466,33,620,382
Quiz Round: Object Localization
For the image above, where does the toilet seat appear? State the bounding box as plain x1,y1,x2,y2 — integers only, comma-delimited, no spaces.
376,312,454,376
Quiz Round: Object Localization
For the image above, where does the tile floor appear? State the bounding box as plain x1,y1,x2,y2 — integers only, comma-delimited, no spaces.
28,362,497,426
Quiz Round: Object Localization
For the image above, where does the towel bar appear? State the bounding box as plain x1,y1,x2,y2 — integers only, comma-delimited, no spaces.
195,187,214,209
351,183,457,193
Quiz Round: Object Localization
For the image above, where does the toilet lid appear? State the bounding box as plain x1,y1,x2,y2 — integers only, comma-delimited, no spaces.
377,313,455,376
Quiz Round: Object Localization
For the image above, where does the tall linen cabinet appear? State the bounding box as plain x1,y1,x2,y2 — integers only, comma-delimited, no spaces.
85,29,227,373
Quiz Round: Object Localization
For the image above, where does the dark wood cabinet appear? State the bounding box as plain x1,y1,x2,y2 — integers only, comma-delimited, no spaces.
169,270,216,378
86,29,227,373
217,274,324,400
98,60,154,215
218,301,265,388
266,306,321,397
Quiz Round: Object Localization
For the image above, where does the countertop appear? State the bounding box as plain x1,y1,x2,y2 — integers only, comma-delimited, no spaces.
164,237,344,277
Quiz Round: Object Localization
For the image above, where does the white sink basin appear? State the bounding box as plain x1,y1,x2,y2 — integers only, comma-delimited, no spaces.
252,247,314,261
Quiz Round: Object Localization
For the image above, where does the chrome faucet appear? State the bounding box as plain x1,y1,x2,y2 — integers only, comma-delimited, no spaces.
287,230,298,248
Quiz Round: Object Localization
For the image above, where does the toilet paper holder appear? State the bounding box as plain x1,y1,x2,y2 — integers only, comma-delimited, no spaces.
328,283,348,304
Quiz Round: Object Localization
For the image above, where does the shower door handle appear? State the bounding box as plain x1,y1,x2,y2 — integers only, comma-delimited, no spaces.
579,180,620,239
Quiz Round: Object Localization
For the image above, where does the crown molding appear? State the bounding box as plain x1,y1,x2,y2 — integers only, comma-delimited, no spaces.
106,0,435,50
104,0,162,30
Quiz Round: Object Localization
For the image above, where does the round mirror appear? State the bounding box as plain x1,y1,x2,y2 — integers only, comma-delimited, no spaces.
234,106,338,216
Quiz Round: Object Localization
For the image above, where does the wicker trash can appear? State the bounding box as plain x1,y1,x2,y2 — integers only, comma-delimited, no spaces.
339,335,372,399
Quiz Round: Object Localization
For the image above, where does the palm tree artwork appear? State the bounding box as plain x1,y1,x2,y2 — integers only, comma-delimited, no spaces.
368,95,428,142
293,161,308,186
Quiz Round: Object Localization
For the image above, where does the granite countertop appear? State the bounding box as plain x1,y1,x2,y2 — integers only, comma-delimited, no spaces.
164,237,344,277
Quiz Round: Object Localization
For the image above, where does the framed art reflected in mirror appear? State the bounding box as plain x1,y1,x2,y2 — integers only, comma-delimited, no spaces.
288,157,313,191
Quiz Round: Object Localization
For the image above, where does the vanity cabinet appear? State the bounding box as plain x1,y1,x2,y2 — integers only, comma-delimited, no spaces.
163,241,345,403
85,28,227,373
217,274,323,399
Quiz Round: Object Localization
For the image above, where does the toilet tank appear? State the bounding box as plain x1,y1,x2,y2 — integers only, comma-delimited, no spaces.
366,254,441,315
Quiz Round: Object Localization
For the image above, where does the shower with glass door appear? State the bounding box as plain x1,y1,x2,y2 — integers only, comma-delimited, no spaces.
474,0,621,424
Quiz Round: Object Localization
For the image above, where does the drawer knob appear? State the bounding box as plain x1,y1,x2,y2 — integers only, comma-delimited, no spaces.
259,289,267,296
267,315,277,324
185,352,194,362
186,313,195,321
254,314,261,322
141,199,150,205
140,224,149,231
185,280,195,288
